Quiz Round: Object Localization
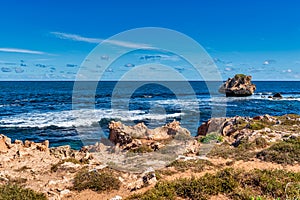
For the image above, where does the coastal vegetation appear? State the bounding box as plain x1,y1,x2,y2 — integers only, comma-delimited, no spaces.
0,113,299,199
0,184,47,200
126,168,300,200
72,169,121,192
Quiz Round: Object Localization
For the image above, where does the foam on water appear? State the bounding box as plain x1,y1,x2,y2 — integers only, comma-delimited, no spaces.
0,109,184,128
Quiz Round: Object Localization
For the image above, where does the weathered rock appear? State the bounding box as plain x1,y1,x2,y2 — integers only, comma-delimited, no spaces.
127,167,157,190
109,120,190,146
0,135,9,152
109,121,149,146
219,74,256,97
273,93,283,98
197,118,227,136
150,120,190,140
14,139,23,145
50,145,74,159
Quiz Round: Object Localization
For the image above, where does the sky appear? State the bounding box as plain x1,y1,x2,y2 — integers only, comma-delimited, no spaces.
1,0,300,80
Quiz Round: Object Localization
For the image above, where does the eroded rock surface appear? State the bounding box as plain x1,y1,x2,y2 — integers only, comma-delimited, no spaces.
219,74,256,97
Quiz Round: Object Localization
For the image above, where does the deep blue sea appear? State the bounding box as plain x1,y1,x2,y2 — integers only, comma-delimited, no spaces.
0,81,299,149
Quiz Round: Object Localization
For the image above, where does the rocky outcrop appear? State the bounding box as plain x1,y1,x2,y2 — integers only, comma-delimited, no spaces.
273,93,283,99
219,74,256,97
109,121,148,146
108,120,190,152
197,114,299,147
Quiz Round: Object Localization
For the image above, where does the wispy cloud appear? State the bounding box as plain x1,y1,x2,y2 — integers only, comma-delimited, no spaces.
0,48,46,55
51,32,151,49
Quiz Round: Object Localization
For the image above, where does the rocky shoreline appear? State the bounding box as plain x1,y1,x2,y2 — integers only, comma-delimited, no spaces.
0,114,300,199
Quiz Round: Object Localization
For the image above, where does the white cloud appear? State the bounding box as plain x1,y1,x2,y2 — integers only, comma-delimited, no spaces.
0,48,46,55
51,32,151,49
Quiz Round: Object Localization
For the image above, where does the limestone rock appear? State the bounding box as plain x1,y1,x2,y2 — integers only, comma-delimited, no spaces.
197,118,227,136
109,121,148,146
151,120,190,140
109,120,190,146
219,74,256,97
50,145,74,159
0,135,9,152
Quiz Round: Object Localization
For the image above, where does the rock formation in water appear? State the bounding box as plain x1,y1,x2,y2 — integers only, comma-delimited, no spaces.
219,74,256,97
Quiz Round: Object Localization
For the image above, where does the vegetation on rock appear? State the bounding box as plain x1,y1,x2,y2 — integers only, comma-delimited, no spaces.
126,168,300,200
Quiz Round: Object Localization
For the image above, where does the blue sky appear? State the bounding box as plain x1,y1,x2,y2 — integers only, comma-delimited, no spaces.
1,0,300,80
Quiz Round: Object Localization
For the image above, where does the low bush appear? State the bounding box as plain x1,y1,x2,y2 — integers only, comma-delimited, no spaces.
166,159,213,172
0,184,47,200
126,168,300,200
257,137,300,165
72,169,121,192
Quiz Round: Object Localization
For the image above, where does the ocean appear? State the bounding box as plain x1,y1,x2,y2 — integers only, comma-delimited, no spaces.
0,81,299,149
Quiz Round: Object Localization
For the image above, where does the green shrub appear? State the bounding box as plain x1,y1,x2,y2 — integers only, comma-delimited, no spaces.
235,74,246,79
51,158,82,172
126,168,300,200
128,145,153,153
166,159,213,172
72,169,121,192
199,132,223,144
257,137,300,165
248,122,266,130
0,184,47,200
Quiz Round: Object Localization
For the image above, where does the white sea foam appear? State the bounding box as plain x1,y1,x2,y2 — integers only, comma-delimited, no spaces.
0,109,184,128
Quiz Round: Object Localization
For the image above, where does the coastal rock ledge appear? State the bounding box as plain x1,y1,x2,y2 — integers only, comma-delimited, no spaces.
219,74,256,97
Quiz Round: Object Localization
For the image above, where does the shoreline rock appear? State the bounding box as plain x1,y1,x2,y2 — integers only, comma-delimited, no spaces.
0,114,299,199
219,74,256,97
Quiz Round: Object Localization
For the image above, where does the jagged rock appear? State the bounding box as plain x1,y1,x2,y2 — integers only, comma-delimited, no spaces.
273,93,283,98
219,74,256,97
109,120,190,147
150,120,190,140
14,139,23,145
50,145,74,159
184,140,201,154
0,135,9,152
127,167,157,190
109,121,148,146
197,118,227,136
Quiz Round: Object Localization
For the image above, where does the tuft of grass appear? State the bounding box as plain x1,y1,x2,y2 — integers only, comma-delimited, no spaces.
126,168,300,200
248,121,266,130
72,169,121,193
207,138,263,161
257,137,300,165
234,74,246,79
128,145,153,153
199,132,223,144
166,159,213,173
51,158,83,172
0,184,47,200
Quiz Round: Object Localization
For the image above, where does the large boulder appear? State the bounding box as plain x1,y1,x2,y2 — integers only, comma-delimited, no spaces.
108,120,191,147
219,74,256,97
108,121,148,146
197,118,227,136
150,120,190,140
